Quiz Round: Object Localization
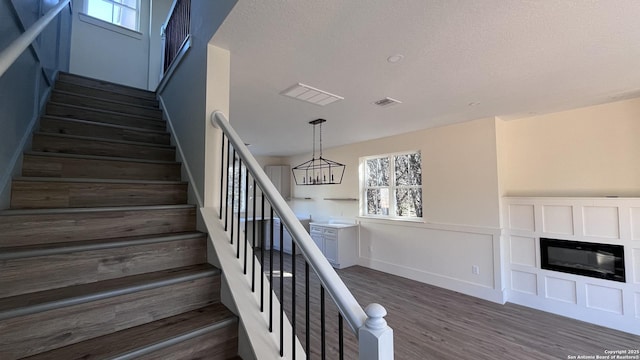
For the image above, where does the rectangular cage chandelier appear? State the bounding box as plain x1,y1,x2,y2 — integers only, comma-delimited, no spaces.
292,119,345,185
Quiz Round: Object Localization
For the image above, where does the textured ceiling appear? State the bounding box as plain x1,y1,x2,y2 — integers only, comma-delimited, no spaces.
211,1,640,156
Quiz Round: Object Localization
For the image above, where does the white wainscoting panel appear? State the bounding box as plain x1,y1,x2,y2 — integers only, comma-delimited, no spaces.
504,197,640,336
541,205,574,235
511,270,537,295
357,219,505,303
631,208,640,241
510,236,536,267
509,204,535,232
634,248,640,284
585,284,623,314
545,276,577,304
582,206,620,239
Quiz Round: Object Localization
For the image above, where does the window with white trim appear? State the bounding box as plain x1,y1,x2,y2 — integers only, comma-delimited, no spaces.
361,151,422,219
84,0,140,31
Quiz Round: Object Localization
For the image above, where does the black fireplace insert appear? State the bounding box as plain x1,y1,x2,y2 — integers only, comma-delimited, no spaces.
540,238,625,282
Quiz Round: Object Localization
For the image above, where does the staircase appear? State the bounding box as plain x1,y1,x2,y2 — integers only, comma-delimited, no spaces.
0,73,240,359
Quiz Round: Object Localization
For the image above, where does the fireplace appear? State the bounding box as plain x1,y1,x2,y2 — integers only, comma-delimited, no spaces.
540,238,625,282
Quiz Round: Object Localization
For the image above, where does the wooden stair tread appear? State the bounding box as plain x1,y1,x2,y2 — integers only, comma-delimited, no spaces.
0,203,195,216
33,132,174,149
0,203,194,216
52,89,162,112
24,150,180,165
0,204,197,248
57,72,157,100
0,264,218,320
9,181,188,208
39,116,171,146
32,133,176,161
14,176,186,185
41,115,169,135
0,231,206,260
50,91,163,120
0,232,208,298
22,303,237,360
22,152,182,181
46,102,166,131
47,101,164,123
0,272,220,359
54,81,159,108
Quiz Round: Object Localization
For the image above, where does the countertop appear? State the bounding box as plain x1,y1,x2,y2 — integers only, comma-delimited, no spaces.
309,222,359,229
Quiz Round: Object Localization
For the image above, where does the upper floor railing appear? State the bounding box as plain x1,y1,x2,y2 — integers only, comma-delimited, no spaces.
160,0,191,75
210,111,394,359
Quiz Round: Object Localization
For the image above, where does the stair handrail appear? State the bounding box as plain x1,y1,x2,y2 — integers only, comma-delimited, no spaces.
211,111,394,359
0,0,71,79
212,110,366,332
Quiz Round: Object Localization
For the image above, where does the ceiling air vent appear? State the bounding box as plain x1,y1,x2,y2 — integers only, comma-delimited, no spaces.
373,97,402,107
281,83,344,106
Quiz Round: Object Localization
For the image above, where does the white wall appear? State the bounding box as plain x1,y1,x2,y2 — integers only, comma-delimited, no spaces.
287,117,505,302
498,97,640,197
255,156,289,168
497,98,640,334
69,0,151,89
288,117,501,227
204,45,231,208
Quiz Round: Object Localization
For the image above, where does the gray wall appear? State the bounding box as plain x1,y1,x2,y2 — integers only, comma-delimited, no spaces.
0,0,72,209
69,0,151,89
158,0,237,206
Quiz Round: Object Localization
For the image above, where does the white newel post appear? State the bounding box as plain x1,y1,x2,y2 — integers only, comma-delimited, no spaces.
359,303,394,360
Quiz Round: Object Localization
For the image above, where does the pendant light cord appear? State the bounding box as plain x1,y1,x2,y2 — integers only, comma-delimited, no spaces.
319,122,323,158
312,122,316,159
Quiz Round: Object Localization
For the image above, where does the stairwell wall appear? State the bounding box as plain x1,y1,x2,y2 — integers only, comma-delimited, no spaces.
0,0,72,209
157,0,237,209
68,0,151,90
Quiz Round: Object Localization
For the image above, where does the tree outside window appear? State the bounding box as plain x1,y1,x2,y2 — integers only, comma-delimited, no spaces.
362,151,422,219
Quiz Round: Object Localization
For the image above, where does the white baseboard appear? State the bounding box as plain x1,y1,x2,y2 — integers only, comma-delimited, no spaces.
359,257,507,304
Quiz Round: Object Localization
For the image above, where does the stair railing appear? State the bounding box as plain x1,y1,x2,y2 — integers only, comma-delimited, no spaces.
160,0,191,75
210,111,394,359
0,0,71,79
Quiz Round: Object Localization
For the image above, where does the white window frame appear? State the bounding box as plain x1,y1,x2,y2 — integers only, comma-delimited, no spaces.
83,0,140,32
359,150,423,221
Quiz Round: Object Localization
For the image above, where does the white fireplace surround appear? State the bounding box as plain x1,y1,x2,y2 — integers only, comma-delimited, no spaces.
503,197,640,335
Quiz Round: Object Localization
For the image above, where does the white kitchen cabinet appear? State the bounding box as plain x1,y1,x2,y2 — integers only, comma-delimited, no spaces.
310,231,324,252
264,165,290,199
263,217,309,254
309,224,358,269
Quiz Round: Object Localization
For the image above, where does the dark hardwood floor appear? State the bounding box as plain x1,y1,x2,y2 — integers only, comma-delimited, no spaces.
262,250,639,360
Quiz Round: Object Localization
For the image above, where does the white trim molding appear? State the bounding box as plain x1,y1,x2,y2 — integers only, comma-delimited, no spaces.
357,217,507,304
503,196,640,335
78,12,143,40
